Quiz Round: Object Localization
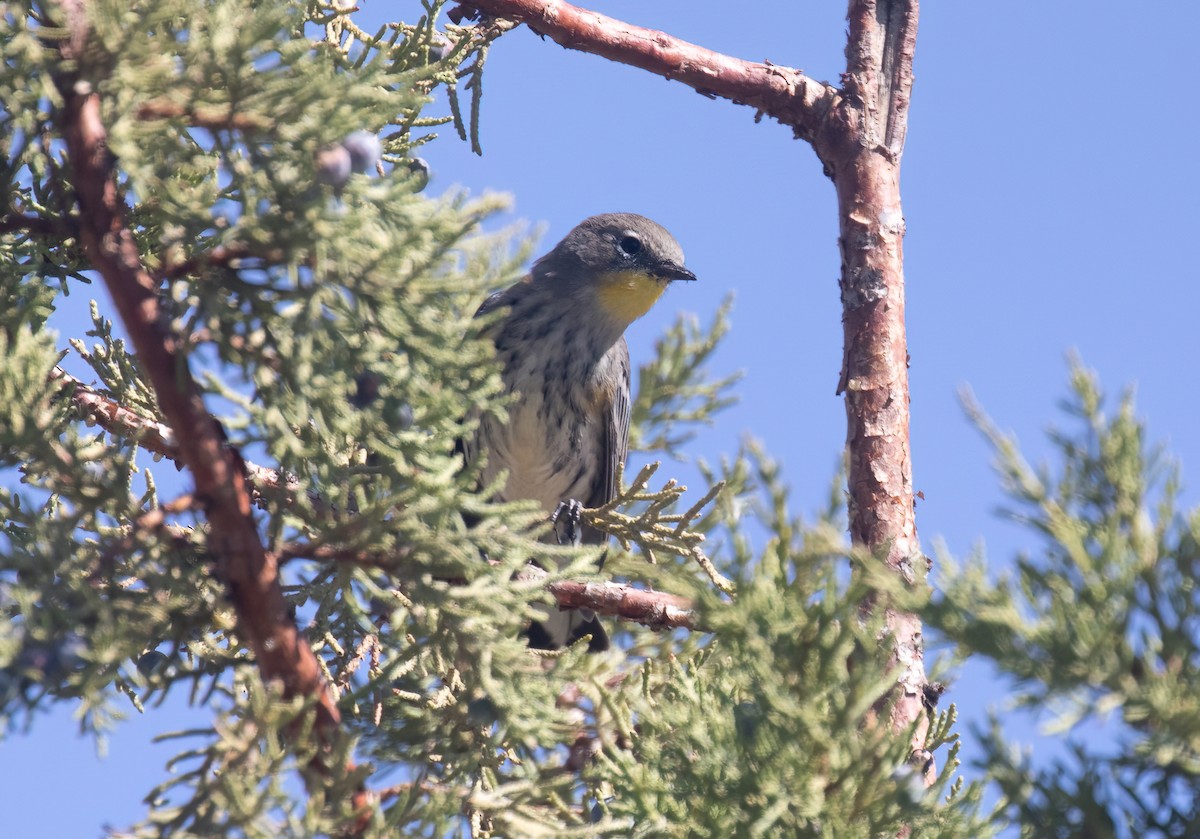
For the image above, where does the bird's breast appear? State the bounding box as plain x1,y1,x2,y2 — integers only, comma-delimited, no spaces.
478,355,608,513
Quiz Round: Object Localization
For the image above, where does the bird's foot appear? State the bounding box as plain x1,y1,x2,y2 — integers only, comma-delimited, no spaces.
551,498,584,547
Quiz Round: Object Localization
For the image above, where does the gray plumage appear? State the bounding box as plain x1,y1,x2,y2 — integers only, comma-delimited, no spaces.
466,213,695,651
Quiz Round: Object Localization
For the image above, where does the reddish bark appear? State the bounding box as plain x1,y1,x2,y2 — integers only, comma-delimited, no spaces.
135,99,271,132
52,0,364,817
54,368,305,506
814,0,925,745
0,213,68,236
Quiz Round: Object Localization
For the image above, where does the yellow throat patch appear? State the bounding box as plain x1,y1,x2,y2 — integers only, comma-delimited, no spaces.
595,270,668,323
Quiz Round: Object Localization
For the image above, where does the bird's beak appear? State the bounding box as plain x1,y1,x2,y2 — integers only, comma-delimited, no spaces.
654,261,697,283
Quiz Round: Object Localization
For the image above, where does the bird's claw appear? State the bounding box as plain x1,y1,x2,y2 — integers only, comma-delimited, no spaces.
552,499,584,547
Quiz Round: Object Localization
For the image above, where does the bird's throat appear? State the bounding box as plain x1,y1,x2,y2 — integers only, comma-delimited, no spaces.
595,270,668,324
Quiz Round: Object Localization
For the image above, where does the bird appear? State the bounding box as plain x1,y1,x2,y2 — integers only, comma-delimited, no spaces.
466,213,697,651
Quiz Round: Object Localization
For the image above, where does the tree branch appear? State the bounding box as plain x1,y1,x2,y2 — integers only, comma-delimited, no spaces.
547,578,699,632
841,0,920,158
156,241,289,282
55,370,704,636
51,1,363,817
279,540,702,633
52,367,304,504
829,0,927,763
0,212,70,237
453,0,839,141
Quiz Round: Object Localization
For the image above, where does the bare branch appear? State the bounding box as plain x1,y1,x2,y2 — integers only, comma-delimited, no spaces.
277,541,414,567
547,578,699,632
517,560,700,631
0,212,70,236
835,0,928,758
52,367,304,503
843,0,920,157
280,541,702,633
454,0,838,142
52,1,362,815
53,367,180,459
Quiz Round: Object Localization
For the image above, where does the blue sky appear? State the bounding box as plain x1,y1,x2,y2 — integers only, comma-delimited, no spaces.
5,1,1200,833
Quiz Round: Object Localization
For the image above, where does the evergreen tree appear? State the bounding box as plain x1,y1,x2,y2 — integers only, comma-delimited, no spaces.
3,1,1196,837
924,365,1200,838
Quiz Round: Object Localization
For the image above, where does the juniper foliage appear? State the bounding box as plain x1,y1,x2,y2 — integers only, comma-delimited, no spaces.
923,363,1200,837
0,1,1099,836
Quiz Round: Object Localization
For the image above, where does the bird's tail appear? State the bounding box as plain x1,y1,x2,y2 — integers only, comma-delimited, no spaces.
526,606,609,653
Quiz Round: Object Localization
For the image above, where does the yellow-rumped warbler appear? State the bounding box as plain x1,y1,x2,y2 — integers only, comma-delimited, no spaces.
467,213,696,651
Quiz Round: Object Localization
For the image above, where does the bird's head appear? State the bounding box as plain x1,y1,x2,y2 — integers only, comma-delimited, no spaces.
532,213,696,325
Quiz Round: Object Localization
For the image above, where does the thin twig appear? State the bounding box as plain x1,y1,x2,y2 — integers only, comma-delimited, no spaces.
280,540,702,632
547,578,699,631
52,367,306,504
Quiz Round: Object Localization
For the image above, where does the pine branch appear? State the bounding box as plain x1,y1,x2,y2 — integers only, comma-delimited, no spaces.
52,367,305,504
450,0,838,142
157,241,290,282
586,462,733,594
50,2,366,823
279,541,702,632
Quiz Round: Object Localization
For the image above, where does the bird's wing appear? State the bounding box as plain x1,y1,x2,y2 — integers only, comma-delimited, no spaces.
457,285,515,470
596,337,631,510
576,338,629,554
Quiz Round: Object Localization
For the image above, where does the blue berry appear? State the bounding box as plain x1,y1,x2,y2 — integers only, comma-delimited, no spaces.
351,371,382,408
316,144,352,190
407,157,431,191
343,130,382,175
392,402,414,430
733,700,761,741
429,33,453,63
137,650,171,677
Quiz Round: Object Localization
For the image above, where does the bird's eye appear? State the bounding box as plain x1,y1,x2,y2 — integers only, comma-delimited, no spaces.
617,234,642,256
